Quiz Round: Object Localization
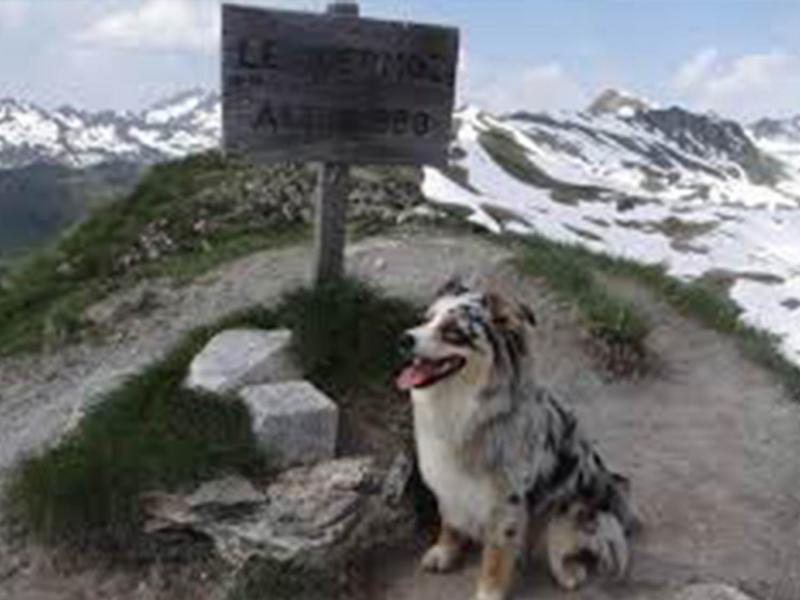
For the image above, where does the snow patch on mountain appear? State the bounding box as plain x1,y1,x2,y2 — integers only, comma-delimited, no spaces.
425,105,800,363
0,90,220,169
144,89,206,125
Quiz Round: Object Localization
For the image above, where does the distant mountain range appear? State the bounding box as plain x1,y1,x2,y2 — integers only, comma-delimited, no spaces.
422,91,800,362
0,89,219,255
2,87,800,359
0,89,219,170
1,86,799,201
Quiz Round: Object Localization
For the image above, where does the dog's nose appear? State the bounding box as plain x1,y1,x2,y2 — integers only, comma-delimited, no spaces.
398,333,415,356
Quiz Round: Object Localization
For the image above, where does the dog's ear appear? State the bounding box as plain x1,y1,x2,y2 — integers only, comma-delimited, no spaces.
436,276,469,299
483,293,537,330
519,302,537,327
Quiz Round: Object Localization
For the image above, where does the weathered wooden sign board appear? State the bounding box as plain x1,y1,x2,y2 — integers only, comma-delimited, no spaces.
222,4,459,166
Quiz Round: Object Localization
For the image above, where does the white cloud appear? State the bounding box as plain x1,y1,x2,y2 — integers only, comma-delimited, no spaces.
672,47,719,91
672,50,800,119
462,61,585,114
78,0,218,52
76,0,319,53
0,0,29,29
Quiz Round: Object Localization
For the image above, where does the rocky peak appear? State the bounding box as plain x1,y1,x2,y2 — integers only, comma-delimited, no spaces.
587,88,652,118
750,115,800,143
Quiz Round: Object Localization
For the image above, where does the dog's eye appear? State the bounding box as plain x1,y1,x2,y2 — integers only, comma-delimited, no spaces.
441,323,471,346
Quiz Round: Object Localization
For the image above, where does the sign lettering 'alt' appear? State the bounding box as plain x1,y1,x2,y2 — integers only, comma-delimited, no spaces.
222,5,459,165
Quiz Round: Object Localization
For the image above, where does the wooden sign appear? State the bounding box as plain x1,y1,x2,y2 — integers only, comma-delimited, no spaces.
222,4,459,166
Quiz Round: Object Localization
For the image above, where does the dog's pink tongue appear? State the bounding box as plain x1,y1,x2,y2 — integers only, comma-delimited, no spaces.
396,362,435,391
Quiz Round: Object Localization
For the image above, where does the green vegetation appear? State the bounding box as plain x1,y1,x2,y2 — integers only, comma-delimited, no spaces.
0,152,308,355
4,277,419,552
595,256,800,400
0,152,431,355
478,125,605,203
615,216,718,243
516,233,800,399
279,277,419,394
517,235,650,361
0,161,141,254
4,305,278,548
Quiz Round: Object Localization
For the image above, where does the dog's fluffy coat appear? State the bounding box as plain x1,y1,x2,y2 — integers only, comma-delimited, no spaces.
546,499,629,590
399,284,637,599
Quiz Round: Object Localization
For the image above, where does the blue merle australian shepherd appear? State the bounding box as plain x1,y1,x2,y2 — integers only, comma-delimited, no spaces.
396,281,639,599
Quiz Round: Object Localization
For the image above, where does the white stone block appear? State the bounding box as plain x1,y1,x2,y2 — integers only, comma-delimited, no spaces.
240,381,338,468
186,329,299,394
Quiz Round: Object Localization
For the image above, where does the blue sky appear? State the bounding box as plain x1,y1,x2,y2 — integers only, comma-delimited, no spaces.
1,0,799,119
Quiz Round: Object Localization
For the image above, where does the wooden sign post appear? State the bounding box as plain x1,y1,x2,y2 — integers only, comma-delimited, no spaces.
222,2,459,286
313,2,358,285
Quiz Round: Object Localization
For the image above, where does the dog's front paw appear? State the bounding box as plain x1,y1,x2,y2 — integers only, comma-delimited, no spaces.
553,561,588,591
474,589,506,600
420,543,460,572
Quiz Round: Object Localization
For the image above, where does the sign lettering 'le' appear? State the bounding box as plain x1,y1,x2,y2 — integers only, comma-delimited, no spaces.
222,4,460,166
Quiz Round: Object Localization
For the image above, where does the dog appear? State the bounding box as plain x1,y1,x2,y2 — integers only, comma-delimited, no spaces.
396,281,637,600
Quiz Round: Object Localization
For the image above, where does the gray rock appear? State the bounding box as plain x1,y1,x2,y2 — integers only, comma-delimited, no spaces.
240,381,338,468
141,456,415,569
673,584,756,600
186,329,299,393
142,474,266,533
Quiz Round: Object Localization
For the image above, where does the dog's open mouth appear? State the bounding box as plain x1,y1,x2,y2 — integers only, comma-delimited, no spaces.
396,355,466,391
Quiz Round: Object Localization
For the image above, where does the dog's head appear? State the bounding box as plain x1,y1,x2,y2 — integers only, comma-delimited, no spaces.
395,279,537,393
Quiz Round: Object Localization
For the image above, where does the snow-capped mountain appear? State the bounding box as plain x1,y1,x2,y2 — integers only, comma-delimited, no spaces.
586,88,655,118
749,115,800,180
751,115,800,145
423,97,800,362
0,89,220,170
3,87,800,361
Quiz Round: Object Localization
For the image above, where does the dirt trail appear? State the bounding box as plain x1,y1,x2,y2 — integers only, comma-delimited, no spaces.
369,258,800,600
0,234,509,478
2,232,799,600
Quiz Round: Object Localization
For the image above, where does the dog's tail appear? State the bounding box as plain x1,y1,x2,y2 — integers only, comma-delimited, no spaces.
587,511,629,580
546,503,630,589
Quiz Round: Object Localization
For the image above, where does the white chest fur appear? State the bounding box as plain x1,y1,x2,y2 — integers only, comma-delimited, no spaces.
412,383,498,539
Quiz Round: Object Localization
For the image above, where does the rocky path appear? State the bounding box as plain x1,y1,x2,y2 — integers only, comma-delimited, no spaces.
2,231,800,600
0,234,509,478
367,256,800,600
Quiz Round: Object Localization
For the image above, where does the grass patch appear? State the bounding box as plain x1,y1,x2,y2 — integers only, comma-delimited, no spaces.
277,277,419,394
4,277,420,553
651,216,718,241
515,232,800,399
596,258,800,400
0,152,308,355
3,305,278,549
478,126,605,202
518,235,650,351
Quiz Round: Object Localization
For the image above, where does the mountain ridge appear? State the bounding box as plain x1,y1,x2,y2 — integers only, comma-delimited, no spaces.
0,90,220,170
2,87,799,197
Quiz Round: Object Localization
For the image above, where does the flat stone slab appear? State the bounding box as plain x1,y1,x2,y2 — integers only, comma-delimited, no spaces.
240,381,338,468
186,328,299,394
